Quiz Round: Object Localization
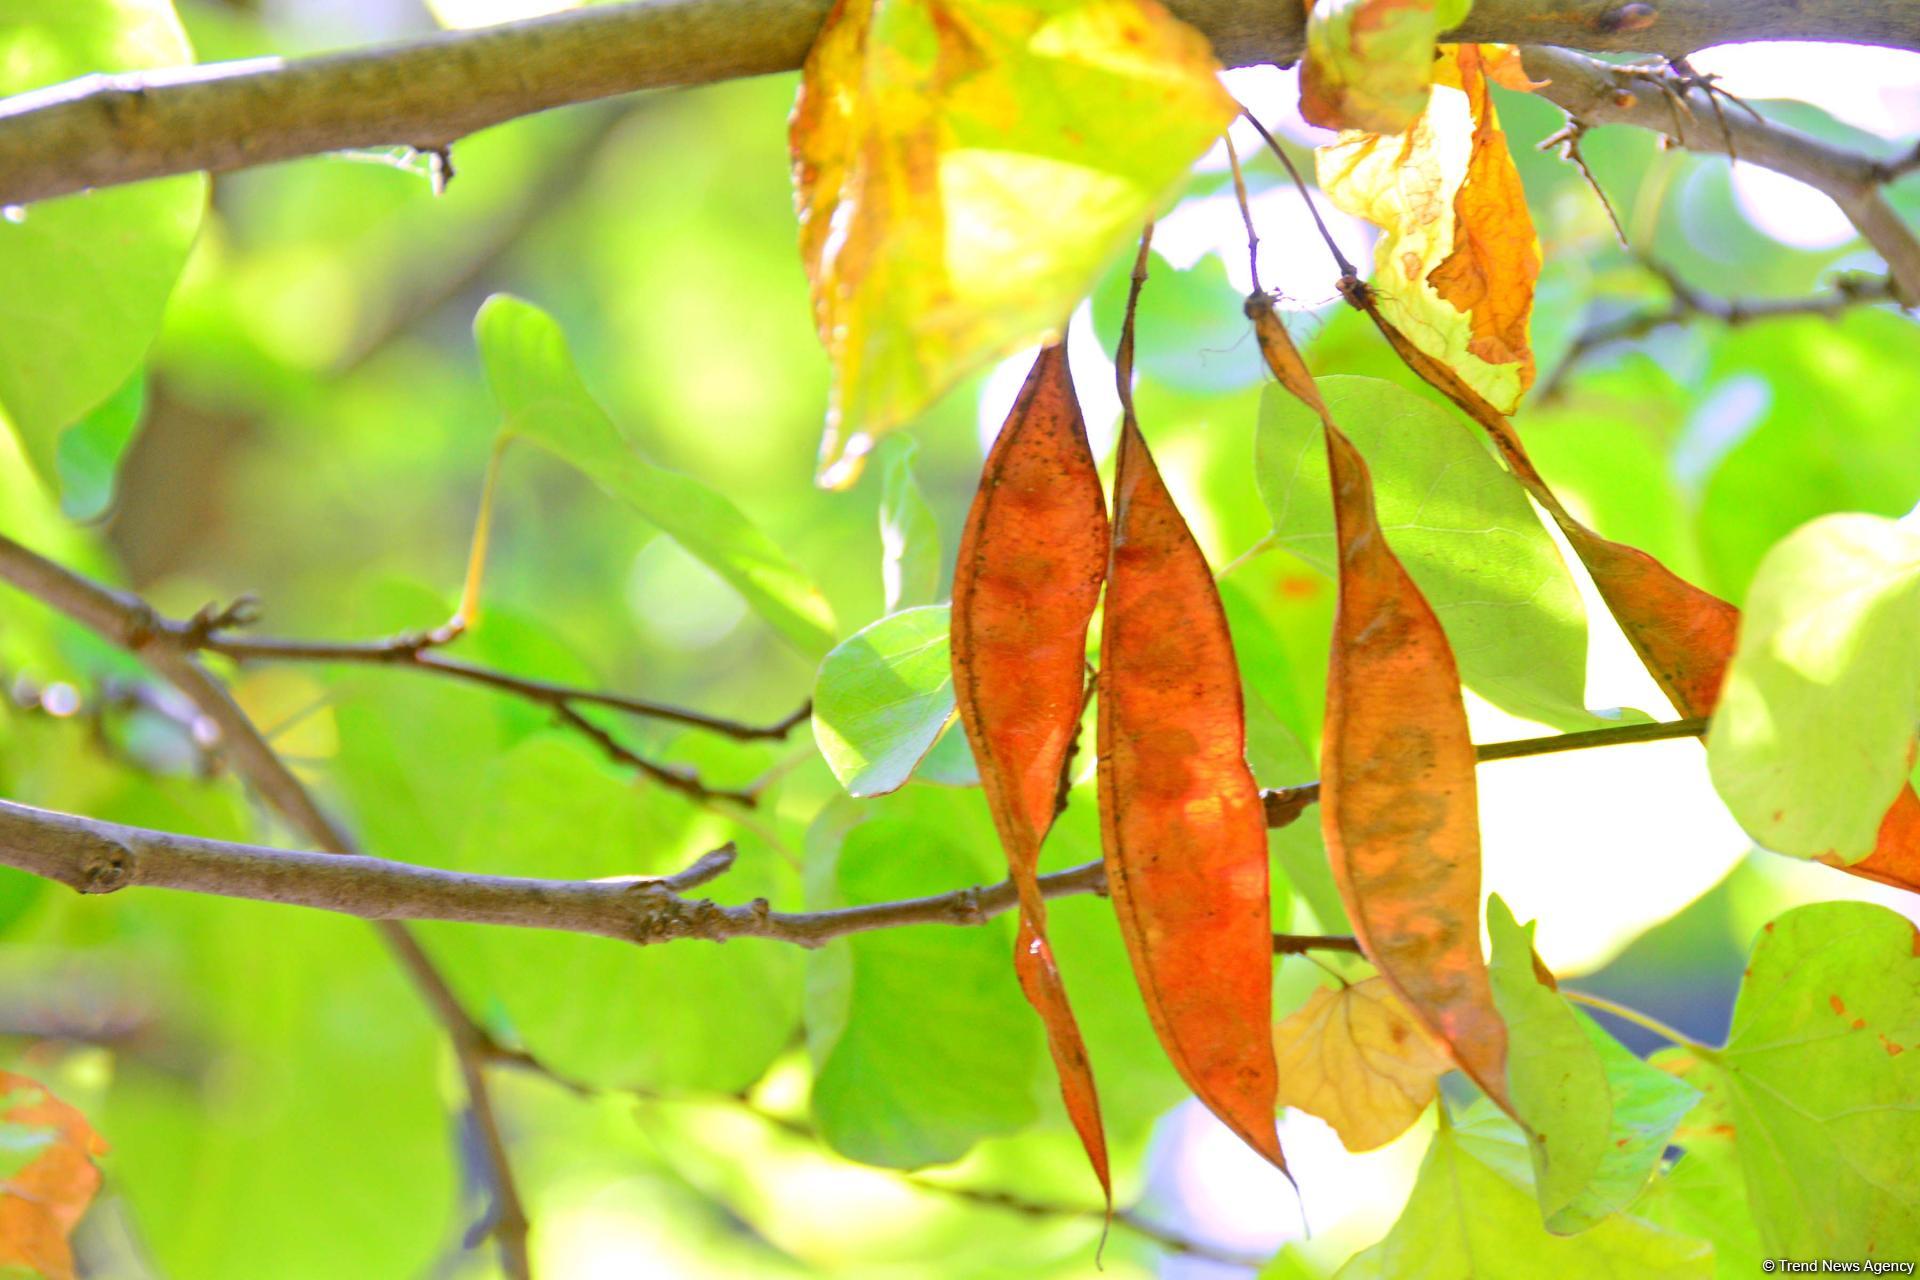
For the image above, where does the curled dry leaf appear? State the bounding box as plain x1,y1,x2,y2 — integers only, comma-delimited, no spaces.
0,1072,108,1280
1346,286,1920,892
1300,0,1471,135
1247,293,1510,1110
1318,45,1540,413
1098,412,1285,1172
790,0,1234,486
1427,45,1538,375
1272,976,1452,1152
951,343,1112,1199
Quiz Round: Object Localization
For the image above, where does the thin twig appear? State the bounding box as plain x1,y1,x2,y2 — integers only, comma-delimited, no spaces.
1237,108,1356,281
202,628,808,743
1272,933,1363,956
1523,46,1920,306
1258,715,1709,824
553,703,760,806
1115,221,1154,417
1563,989,1712,1055
1540,116,1629,248
1550,263,1898,391
0,533,535,1280
1224,131,1261,295
907,1180,1270,1270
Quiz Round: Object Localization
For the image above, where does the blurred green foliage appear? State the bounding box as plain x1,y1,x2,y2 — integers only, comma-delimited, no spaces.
3,1,1920,1277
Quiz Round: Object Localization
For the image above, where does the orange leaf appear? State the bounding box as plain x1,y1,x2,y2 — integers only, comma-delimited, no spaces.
1427,45,1539,377
1480,43,1547,93
951,343,1111,1200
0,1072,107,1280
1250,294,1510,1109
1097,412,1286,1172
1316,44,1540,413
1347,287,1920,894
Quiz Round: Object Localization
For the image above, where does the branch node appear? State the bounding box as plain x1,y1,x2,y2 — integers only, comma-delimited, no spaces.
78,839,133,894
948,885,987,926
1594,3,1658,35
123,602,161,651
179,594,262,647
1262,784,1320,829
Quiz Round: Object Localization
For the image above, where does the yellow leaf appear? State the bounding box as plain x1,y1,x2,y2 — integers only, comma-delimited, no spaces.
1316,43,1540,413
1271,977,1452,1152
791,0,1234,487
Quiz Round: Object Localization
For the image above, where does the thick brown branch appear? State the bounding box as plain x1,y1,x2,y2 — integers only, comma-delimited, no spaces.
1523,46,1920,305
4,1,1920,206
0,795,1104,947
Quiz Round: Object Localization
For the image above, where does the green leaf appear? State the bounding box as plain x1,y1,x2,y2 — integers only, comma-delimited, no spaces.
1551,1011,1701,1234
473,294,837,657
1257,376,1597,730
1706,513,1920,862
1485,894,1610,1224
1337,1109,1712,1279
812,605,956,797
1698,313,1920,602
1640,1050,1767,1278
790,0,1236,482
805,788,1041,1167
453,734,803,1092
96,826,454,1279
878,437,942,611
54,372,145,522
1669,902,1920,1258
0,0,205,487
914,716,981,786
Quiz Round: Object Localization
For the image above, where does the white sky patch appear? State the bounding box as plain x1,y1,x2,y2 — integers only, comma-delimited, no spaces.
1156,186,1374,304
1200,65,1342,177
1689,41,1920,139
1148,1101,1428,1279
1728,163,1859,250
1465,509,1750,975
1682,42,1920,249
975,300,1121,462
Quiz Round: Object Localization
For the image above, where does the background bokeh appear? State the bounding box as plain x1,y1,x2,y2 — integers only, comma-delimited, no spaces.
4,2,1920,1275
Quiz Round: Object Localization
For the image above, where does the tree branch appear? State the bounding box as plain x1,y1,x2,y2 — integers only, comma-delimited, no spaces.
0,718,1708,950
1522,46,1920,305
205,628,807,741
5,0,1920,206
0,795,1100,946
1548,263,1898,391
0,534,535,1280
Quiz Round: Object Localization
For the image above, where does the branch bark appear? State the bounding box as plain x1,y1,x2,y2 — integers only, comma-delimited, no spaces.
0,719,1706,949
1522,46,1920,304
4,0,1920,206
